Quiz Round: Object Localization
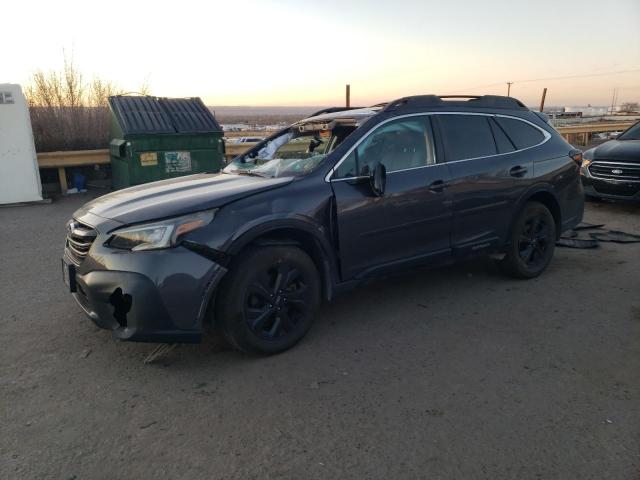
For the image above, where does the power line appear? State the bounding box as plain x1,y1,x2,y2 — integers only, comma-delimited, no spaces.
456,68,640,92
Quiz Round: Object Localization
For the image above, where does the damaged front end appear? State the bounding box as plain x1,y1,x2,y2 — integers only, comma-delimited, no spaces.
63,211,227,343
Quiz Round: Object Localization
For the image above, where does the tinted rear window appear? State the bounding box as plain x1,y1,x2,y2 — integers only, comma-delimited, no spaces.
489,118,516,154
495,117,545,149
437,115,497,162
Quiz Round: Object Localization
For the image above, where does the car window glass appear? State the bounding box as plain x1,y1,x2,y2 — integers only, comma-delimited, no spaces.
273,136,330,159
495,117,545,149
333,150,358,179
333,118,434,179
438,115,497,161
618,122,640,140
489,117,516,153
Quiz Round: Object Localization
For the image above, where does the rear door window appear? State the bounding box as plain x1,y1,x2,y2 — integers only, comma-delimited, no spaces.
437,115,497,162
494,117,545,149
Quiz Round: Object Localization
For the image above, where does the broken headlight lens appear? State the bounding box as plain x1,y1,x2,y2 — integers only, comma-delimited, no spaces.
108,210,216,251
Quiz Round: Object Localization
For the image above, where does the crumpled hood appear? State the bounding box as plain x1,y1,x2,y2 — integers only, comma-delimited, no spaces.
74,173,293,225
593,140,640,163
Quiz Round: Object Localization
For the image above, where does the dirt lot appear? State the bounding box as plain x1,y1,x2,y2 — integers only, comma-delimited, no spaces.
1,194,639,479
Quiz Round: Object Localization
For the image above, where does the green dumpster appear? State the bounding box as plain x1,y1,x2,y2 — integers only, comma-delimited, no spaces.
108,95,225,190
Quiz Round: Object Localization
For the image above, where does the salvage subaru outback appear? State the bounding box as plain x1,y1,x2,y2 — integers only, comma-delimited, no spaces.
63,95,584,354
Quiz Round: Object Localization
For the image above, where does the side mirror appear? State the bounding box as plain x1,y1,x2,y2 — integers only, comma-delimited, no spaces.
370,162,387,196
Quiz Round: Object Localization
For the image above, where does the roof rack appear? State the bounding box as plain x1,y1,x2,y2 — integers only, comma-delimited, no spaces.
308,106,364,117
381,95,527,112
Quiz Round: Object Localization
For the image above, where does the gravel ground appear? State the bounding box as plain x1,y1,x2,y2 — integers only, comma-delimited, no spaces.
1,193,639,480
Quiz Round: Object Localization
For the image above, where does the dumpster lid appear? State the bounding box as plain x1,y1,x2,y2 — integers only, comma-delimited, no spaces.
109,95,222,135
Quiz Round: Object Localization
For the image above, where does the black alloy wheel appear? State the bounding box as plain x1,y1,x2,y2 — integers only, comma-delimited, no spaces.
517,215,552,269
216,245,320,354
501,202,557,279
245,262,312,339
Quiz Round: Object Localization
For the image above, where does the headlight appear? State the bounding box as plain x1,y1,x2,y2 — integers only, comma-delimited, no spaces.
582,148,595,162
107,210,216,251
581,148,597,169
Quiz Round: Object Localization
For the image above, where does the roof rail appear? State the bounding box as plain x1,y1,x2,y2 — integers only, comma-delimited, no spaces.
382,95,527,112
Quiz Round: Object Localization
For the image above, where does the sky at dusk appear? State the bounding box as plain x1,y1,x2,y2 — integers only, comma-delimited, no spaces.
3,0,640,107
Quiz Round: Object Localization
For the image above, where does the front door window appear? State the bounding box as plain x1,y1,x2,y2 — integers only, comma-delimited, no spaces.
334,117,435,179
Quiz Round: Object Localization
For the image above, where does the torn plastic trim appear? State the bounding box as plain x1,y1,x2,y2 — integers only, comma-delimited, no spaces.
109,287,132,327
556,223,640,248
573,222,605,231
589,230,640,243
256,132,293,160
181,240,231,266
556,238,599,249
297,118,362,132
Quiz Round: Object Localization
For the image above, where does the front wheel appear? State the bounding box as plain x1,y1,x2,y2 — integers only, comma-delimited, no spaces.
215,246,321,355
501,202,557,279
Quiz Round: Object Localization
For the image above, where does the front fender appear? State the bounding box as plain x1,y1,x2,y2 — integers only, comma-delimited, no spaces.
224,215,340,301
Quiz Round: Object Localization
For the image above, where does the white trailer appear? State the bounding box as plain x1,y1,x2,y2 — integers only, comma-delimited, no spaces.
0,84,43,204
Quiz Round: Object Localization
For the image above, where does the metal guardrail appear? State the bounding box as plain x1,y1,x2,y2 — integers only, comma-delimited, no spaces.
38,119,637,191
555,121,634,145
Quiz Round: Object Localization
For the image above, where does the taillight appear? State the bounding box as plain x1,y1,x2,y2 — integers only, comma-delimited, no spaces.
569,150,583,165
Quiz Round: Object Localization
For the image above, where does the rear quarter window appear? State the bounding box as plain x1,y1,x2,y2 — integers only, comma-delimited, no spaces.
489,118,516,154
494,117,545,150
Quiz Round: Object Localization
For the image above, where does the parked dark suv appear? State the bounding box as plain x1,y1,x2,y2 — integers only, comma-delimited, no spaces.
580,120,640,201
62,95,584,354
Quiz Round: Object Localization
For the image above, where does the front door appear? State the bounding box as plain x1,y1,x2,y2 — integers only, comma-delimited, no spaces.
329,116,453,280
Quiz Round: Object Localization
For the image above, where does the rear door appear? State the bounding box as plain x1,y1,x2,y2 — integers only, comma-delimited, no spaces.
329,116,453,280
433,113,541,256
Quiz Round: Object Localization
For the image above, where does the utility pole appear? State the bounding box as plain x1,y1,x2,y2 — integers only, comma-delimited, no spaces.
539,88,547,112
506,82,513,97
346,84,351,108
610,87,618,115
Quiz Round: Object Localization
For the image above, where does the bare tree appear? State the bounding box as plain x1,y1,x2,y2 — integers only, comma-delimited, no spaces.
25,55,140,152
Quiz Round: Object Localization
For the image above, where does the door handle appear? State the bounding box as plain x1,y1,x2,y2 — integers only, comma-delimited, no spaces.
509,165,528,177
428,179,448,192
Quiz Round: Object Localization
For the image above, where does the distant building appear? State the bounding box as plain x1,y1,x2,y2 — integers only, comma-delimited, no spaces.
619,102,640,113
564,106,609,117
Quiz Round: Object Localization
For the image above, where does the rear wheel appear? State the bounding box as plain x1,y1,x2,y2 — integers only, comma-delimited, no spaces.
501,202,556,279
216,246,320,355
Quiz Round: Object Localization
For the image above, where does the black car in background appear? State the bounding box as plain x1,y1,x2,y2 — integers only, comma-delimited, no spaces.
62,95,584,354
581,121,640,201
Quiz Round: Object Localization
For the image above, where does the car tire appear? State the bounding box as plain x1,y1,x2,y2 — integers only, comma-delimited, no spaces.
501,202,557,279
215,245,321,355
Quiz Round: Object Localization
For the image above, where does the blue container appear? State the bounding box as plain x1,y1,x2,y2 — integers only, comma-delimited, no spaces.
73,172,87,191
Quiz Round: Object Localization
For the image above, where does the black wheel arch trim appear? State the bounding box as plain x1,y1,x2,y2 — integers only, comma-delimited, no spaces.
224,216,340,301
511,183,563,240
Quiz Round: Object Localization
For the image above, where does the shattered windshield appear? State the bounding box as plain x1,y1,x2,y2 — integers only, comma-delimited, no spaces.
223,125,354,178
